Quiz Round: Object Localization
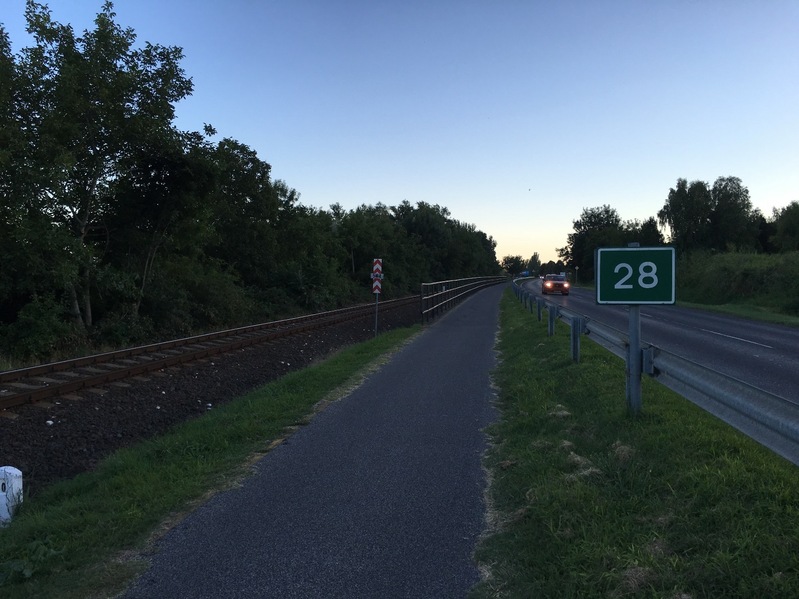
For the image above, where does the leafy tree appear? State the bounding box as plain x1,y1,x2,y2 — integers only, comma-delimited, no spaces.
709,176,757,251
526,252,541,275
623,217,664,246
202,137,281,294
272,200,354,311
558,205,624,280
389,200,498,287
540,260,566,276
393,201,454,281
771,201,799,252
500,255,525,275
341,203,407,291
751,208,777,254
107,129,217,317
0,27,15,194
657,178,713,255
659,176,760,254
444,220,499,279
1,14,81,334
15,1,194,329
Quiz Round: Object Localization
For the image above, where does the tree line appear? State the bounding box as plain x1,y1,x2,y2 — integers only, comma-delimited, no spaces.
0,2,500,360
505,177,798,281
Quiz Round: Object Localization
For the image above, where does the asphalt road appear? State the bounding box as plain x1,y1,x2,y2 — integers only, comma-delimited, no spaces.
526,279,799,402
123,284,504,599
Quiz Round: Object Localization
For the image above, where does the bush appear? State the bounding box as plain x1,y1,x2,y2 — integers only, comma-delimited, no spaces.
92,312,155,348
677,251,799,314
142,257,261,336
1,295,82,360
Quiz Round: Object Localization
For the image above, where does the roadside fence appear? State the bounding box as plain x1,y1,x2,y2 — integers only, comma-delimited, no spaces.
512,279,799,466
421,276,507,323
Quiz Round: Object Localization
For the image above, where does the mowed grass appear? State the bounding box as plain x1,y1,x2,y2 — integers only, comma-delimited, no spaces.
471,290,799,598
0,326,420,599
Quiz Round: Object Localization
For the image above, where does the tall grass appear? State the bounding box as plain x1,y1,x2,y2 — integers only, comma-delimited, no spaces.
677,251,799,315
471,290,799,598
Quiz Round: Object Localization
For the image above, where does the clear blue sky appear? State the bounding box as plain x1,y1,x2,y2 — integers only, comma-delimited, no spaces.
4,0,798,263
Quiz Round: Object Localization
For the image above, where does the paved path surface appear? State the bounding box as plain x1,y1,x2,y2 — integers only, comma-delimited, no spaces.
123,285,504,599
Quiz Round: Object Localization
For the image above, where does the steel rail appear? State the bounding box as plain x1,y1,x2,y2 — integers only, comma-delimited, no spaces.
0,296,418,411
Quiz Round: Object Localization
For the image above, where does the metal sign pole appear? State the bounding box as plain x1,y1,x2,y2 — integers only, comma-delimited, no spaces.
627,305,642,415
374,293,379,337
597,243,674,416
371,258,383,337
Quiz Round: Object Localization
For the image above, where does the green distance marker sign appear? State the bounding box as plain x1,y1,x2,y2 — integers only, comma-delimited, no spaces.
596,247,675,305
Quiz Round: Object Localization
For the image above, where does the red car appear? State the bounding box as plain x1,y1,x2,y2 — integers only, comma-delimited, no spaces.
541,274,570,295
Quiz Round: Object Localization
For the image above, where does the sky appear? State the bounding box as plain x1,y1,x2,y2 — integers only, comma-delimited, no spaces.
3,0,798,264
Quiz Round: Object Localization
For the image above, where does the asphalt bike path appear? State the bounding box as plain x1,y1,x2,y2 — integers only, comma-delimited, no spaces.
123,284,504,598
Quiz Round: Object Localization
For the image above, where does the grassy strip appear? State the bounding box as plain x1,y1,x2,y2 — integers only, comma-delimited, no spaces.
675,300,799,327
471,290,799,598
0,326,420,599
676,251,799,317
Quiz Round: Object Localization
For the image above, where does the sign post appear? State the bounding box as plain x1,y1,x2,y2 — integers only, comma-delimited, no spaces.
596,246,675,415
371,258,384,337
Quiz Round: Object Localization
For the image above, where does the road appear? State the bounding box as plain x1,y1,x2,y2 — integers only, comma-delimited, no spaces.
522,279,799,402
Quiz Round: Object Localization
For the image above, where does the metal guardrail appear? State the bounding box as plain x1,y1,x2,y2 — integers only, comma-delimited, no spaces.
421,276,507,322
512,280,799,466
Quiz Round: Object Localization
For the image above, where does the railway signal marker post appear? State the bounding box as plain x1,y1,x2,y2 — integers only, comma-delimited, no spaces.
371,259,384,336
596,245,675,415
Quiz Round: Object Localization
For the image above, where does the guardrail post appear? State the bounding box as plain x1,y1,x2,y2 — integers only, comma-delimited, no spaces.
642,346,655,375
570,317,582,363
536,298,543,321
548,305,557,337
422,284,429,324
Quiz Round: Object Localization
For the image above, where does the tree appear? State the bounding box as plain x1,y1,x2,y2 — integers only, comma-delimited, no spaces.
623,217,664,246
15,1,194,329
500,255,525,275
709,176,757,251
342,203,406,287
771,201,799,252
108,129,217,316
202,137,281,294
527,252,541,275
558,205,624,280
657,178,713,255
540,260,566,276
751,208,777,254
393,201,453,281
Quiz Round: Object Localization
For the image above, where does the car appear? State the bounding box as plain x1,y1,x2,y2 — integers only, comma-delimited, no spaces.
541,274,570,295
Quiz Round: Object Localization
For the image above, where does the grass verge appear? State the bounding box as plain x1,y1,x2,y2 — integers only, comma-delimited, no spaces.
471,290,799,598
0,325,420,599
675,300,799,327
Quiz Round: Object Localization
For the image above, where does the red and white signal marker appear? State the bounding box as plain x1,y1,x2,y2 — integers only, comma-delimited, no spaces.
371,258,384,294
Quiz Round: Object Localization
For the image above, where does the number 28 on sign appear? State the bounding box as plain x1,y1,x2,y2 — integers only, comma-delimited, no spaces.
596,247,675,305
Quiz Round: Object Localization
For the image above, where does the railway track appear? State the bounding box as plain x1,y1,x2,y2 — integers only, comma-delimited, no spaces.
0,296,419,412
